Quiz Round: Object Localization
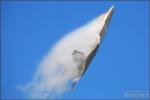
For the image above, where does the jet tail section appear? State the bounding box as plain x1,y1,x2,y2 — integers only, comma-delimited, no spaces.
71,77,80,90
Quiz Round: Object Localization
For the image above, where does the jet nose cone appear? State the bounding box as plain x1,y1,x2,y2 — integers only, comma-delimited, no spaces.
107,5,115,18
98,5,115,37
110,5,115,12
105,5,115,24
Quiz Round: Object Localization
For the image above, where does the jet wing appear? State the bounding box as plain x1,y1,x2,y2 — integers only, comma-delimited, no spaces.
82,44,100,76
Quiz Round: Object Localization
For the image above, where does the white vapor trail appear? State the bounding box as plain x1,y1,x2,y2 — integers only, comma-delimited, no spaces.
20,13,106,99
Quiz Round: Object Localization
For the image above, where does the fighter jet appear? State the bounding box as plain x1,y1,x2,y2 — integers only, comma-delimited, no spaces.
72,6,114,89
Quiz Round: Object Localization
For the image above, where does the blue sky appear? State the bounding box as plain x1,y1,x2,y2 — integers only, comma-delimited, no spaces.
1,1,149,99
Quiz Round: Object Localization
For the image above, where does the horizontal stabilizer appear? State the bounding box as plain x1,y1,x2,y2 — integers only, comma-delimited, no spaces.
71,77,81,91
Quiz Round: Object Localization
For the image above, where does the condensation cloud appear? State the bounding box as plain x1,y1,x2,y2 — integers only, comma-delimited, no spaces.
19,12,107,99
